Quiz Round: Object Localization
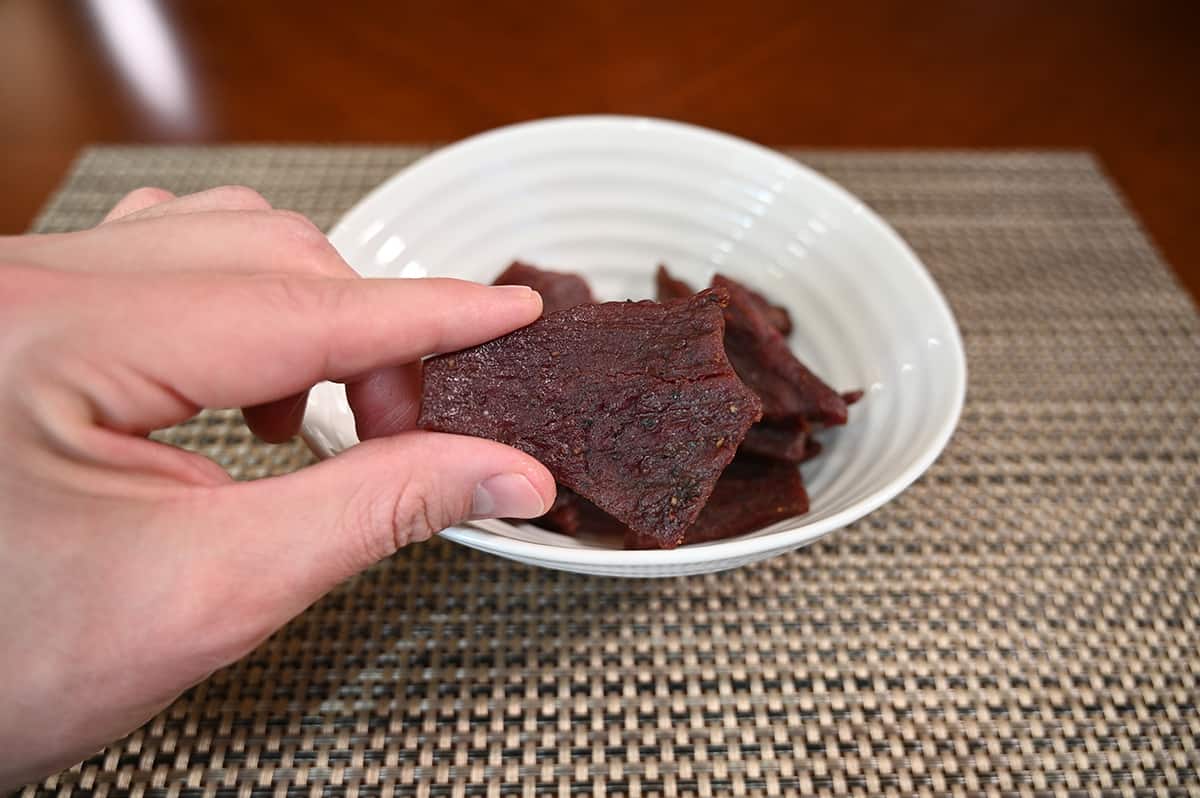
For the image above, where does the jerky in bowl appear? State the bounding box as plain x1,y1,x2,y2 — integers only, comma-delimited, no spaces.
303,116,966,577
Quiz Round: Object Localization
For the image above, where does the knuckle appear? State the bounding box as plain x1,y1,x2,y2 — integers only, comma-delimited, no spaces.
391,486,439,548
271,210,325,244
343,474,469,570
343,484,399,568
267,211,345,275
103,186,174,223
209,184,272,210
124,186,170,203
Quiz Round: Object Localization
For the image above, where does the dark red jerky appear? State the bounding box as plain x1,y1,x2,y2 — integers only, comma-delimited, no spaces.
656,265,792,335
547,458,808,548
493,261,595,316
842,389,864,405
741,283,793,336
624,455,809,549
571,496,631,540
739,418,821,463
538,458,814,544
419,290,763,548
655,264,694,302
525,487,583,535
712,274,847,426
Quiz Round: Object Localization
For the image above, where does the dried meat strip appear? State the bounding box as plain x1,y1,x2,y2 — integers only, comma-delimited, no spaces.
624,455,809,548
656,265,792,334
713,274,847,426
494,261,595,316
419,290,763,547
739,418,822,463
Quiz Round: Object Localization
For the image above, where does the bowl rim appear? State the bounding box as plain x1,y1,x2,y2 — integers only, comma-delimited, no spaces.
322,114,967,568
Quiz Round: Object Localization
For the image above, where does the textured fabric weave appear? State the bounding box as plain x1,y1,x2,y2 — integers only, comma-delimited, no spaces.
20,147,1200,797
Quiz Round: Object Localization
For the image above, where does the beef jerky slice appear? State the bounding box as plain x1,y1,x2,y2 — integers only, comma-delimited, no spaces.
525,488,584,535
494,261,595,316
419,290,763,548
624,455,809,548
570,495,632,540
739,418,822,463
656,265,792,334
753,292,794,337
712,274,847,426
655,264,695,302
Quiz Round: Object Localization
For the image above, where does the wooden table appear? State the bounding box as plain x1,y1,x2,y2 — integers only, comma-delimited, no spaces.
2,0,1197,301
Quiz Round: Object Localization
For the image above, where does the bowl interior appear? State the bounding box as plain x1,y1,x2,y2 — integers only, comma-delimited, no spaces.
307,116,964,576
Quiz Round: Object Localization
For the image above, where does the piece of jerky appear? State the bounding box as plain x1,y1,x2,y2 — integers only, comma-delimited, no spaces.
656,265,792,335
526,487,583,535
419,290,763,548
655,264,695,302
493,261,595,316
739,418,821,463
571,496,631,540
624,455,809,548
712,274,847,426
754,293,794,337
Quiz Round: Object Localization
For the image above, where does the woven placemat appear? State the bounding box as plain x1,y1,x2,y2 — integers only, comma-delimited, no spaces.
20,148,1200,797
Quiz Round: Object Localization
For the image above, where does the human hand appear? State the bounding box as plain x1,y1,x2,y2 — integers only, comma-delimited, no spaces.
0,186,554,788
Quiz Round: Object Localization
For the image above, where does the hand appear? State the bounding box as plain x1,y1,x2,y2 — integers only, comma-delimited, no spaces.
0,186,554,788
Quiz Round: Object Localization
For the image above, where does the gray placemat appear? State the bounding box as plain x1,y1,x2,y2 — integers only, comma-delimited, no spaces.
20,147,1200,797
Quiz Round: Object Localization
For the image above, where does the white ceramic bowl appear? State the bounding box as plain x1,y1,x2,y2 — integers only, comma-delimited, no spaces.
305,116,965,578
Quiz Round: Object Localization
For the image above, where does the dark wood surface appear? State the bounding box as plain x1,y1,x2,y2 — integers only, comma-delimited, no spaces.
2,0,1197,301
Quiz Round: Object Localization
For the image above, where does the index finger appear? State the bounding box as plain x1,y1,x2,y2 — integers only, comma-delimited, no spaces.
66,273,542,434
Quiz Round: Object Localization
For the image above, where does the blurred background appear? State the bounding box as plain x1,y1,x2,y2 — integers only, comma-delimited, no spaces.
1,0,1197,300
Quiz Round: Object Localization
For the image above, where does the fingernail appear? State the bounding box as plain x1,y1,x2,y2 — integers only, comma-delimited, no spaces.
495,284,540,301
472,473,547,519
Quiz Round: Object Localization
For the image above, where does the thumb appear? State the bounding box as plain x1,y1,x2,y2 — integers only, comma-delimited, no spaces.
183,432,553,635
